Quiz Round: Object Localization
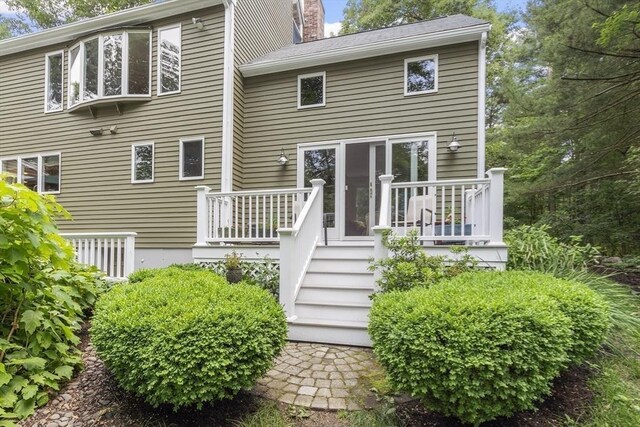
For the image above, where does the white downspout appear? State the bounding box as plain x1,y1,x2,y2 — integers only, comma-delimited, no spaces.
477,31,487,178
221,0,236,192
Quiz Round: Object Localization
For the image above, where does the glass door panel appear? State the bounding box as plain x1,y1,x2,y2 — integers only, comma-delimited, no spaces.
301,146,338,238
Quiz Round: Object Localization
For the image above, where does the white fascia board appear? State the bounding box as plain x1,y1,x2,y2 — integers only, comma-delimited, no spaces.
240,23,491,77
0,0,223,57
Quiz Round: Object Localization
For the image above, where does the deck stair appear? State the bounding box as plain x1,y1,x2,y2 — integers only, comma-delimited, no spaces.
288,244,375,347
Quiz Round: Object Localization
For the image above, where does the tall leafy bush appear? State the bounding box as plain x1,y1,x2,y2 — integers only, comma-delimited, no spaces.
91,268,287,409
0,178,102,422
369,271,610,425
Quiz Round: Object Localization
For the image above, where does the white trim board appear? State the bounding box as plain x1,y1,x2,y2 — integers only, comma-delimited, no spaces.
0,0,222,57
220,0,236,193
477,32,487,178
240,24,490,77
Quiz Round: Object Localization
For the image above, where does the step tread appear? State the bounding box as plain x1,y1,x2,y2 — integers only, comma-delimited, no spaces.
289,317,369,330
296,300,371,309
300,283,375,291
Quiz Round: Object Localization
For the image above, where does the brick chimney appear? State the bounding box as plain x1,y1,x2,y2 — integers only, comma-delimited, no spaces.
303,0,325,42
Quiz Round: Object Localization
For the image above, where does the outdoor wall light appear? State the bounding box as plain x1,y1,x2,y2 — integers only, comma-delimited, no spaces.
277,149,289,166
110,125,118,135
192,17,205,30
448,132,461,152
89,128,104,136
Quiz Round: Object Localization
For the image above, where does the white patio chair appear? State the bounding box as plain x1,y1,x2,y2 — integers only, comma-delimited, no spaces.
405,195,435,239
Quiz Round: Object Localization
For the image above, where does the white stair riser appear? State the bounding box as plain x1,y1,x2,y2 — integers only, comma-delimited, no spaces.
288,323,371,347
313,246,374,259
297,287,373,305
295,303,370,323
307,259,371,274
303,272,374,287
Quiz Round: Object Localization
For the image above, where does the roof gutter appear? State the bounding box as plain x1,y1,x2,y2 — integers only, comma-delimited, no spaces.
239,23,491,77
0,0,223,57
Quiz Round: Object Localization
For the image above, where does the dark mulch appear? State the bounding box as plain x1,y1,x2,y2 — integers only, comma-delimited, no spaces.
591,265,640,292
395,365,594,427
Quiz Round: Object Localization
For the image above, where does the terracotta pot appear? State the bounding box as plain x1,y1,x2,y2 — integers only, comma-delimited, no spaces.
226,268,243,284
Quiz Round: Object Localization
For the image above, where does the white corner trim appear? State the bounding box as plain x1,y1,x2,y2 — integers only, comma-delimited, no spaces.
404,54,438,96
297,71,326,109
477,32,487,178
0,0,222,57
240,23,491,77
220,0,236,193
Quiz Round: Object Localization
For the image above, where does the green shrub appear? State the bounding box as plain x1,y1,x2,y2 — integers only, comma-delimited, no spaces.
369,230,479,293
0,178,103,421
91,268,287,409
369,270,610,425
127,263,206,283
505,225,599,271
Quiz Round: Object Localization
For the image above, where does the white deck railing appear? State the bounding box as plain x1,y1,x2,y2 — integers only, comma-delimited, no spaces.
279,179,325,319
381,168,506,245
195,186,312,244
61,232,137,280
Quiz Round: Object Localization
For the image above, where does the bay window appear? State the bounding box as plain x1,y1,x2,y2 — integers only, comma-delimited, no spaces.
68,30,151,108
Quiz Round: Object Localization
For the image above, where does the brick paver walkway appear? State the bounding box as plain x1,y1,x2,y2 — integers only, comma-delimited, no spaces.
250,342,380,411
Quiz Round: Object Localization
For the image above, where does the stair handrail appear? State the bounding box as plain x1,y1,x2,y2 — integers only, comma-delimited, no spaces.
278,179,325,320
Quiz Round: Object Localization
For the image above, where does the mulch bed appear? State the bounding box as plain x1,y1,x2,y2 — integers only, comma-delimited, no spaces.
591,265,640,292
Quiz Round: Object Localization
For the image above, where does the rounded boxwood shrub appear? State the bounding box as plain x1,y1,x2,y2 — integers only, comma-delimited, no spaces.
91,267,287,409
369,271,610,425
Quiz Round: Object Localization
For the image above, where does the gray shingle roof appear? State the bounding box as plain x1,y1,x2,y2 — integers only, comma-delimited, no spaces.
245,15,489,67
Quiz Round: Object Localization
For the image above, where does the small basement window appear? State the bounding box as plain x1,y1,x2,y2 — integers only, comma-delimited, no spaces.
405,55,438,96
0,154,61,193
158,25,182,95
298,72,326,109
45,51,64,112
131,143,154,183
179,138,205,180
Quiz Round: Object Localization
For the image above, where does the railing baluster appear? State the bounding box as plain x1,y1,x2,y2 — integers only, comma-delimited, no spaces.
461,185,466,237
451,185,455,237
270,195,274,239
284,193,289,228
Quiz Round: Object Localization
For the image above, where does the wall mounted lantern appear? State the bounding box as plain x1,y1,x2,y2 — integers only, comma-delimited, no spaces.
277,149,289,166
192,18,205,30
448,132,461,152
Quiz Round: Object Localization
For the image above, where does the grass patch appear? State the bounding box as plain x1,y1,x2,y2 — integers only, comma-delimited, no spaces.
338,408,399,427
233,401,293,427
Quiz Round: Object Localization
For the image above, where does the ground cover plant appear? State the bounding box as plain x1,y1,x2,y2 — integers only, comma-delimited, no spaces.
0,178,103,423
369,271,610,426
91,267,287,409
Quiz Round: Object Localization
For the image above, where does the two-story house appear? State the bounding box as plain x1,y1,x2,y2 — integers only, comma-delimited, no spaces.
0,0,506,346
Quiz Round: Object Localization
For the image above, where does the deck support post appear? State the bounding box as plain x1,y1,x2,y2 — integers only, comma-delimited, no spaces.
486,168,507,245
195,186,211,247
278,228,296,320
372,174,395,293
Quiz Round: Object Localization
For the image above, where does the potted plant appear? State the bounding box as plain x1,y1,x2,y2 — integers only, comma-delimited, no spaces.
224,250,243,284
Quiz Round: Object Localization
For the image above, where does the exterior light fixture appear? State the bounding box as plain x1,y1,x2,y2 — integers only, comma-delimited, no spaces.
448,132,461,152
277,149,289,166
110,125,118,135
192,17,205,30
89,128,104,136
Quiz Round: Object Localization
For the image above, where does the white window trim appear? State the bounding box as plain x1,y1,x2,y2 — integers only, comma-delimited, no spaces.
44,50,64,113
157,24,182,96
179,137,205,181
0,153,62,194
67,30,152,109
131,142,155,184
404,54,439,96
297,71,326,109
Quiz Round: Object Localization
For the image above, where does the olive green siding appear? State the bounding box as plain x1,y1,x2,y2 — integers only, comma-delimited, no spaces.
0,7,225,249
233,0,293,190
242,42,480,190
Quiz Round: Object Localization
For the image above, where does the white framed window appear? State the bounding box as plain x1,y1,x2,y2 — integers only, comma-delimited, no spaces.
45,51,64,113
0,153,61,194
298,72,326,109
179,137,205,180
404,55,438,96
158,25,182,96
131,143,154,184
67,30,152,109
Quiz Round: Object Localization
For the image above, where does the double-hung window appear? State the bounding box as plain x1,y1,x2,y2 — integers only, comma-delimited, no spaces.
45,51,64,112
404,55,438,96
68,30,152,108
158,25,182,95
0,154,61,194
179,138,205,180
131,143,154,184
